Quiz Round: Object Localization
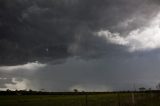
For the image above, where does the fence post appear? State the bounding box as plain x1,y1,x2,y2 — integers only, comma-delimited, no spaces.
131,92,135,105
117,93,121,106
85,93,88,106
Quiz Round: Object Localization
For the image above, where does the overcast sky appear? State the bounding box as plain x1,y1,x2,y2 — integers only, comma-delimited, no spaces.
0,0,160,91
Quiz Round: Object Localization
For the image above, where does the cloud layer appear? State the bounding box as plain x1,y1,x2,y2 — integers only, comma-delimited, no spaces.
0,0,159,65
98,12,160,52
1,0,160,91
0,62,46,72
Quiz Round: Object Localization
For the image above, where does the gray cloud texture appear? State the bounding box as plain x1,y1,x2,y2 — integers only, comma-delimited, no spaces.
0,0,160,91
0,0,159,65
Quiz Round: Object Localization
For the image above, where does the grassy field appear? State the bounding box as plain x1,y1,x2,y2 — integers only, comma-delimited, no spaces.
0,92,160,106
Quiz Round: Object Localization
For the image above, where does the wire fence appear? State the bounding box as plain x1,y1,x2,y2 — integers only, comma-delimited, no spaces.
0,91,160,106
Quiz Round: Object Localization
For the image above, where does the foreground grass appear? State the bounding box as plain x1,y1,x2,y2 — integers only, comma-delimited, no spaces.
0,92,160,106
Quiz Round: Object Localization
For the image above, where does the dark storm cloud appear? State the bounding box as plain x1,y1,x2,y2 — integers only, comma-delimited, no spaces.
0,0,160,65
1,0,160,91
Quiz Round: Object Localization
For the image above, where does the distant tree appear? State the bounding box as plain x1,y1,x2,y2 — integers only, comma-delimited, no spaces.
73,89,78,92
156,83,160,90
23,89,27,91
40,89,45,92
29,89,33,92
139,87,146,91
148,88,152,91
6,89,11,92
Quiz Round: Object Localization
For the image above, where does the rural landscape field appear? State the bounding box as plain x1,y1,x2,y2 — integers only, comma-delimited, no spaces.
0,91,160,106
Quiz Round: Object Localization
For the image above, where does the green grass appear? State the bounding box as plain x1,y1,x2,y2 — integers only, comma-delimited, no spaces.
0,92,160,106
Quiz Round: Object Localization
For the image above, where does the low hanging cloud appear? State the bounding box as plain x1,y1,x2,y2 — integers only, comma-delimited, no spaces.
1,56,160,91
97,12,160,52
0,62,46,90
0,62,46,72
0,78,31,91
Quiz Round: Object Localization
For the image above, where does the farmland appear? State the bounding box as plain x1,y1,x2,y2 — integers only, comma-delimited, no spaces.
0,91,160,106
